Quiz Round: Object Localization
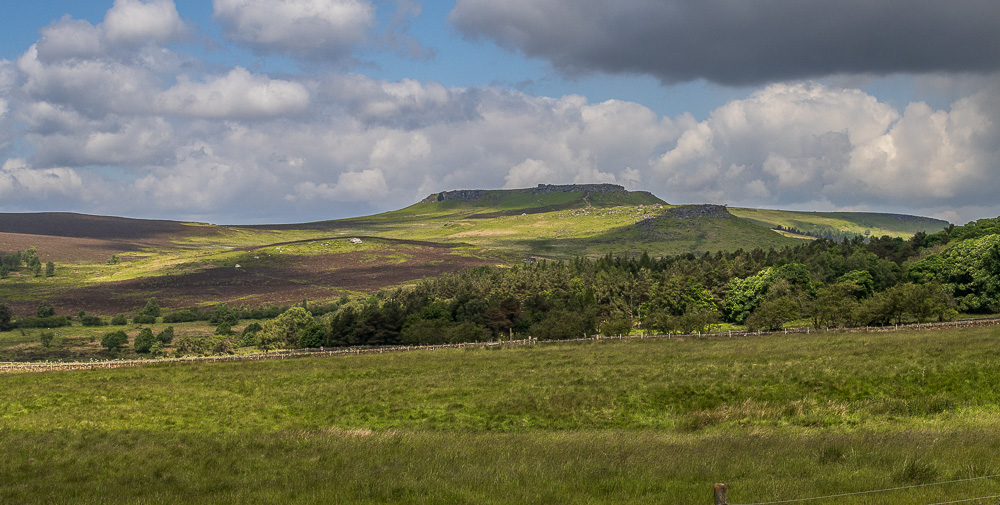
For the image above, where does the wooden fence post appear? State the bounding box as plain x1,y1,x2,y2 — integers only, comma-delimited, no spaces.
714,483,728,505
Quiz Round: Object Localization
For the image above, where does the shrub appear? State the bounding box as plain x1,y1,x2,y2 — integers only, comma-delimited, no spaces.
238,331,258,348
110,314,128,325
173,334,234,356
298,321,328,348
529,310,592,340
244,306,284,320
101,330,129,351
163,310,199,323
134,328,156,353
212,337,234,355
40,331,54,348
79,314,105,327
156,326,175,344
258,307,315,350
598,313,632,336
149,341,164,357
16,316,72,329
239,323,262,347
139,298,161,318
209,304,240,326
133,314,156,325
746,296,800,331
36,303,56,318
0,303,13,331
174,335,206,355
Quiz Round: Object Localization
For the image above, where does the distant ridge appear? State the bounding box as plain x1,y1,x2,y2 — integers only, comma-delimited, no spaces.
0,212,202,240
422,183,634,203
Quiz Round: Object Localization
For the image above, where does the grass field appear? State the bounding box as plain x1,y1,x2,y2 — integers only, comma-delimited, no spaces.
3,325,1000,504
729,208,951,239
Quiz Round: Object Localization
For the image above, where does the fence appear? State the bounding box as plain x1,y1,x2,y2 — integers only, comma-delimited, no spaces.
714,471,1000,504
0,337,539,373
2,316,998,374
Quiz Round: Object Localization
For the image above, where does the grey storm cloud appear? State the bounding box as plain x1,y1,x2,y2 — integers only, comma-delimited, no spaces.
450,0,1000,85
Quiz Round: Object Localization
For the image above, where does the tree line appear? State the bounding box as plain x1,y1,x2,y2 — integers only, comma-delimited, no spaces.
236,217,998,351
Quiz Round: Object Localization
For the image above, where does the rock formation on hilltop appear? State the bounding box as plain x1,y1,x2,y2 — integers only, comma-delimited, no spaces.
422,183,629,203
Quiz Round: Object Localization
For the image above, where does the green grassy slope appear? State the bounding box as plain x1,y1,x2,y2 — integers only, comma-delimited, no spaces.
1,185,957,314
273,188,946,260
730,207,950,239
3,325,1000,504
296,187,803,259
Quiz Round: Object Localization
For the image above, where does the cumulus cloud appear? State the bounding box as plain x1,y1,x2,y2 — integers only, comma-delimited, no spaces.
325,75,480,129
157,67,311,119
36,17,105,61
213,0,375,60
649,81,1000,220
2,1,1000,225
291,169,390,202
0,159,83,201
35,0,187,62
450,0,1000,85
102,0,187,46
27,116,176,168
18,44,162,118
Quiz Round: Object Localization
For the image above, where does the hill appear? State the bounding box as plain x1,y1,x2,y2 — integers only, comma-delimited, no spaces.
323,184,806,258
729,208,950,241
0,212,210,241
0,212,222,263
0,184,954,315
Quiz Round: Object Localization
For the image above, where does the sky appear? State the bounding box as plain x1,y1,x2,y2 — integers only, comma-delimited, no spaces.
0,1,998,225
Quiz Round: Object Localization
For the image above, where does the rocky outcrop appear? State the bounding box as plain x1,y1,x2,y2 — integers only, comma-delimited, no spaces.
422,189,485,203
532,183,627,195
422,183,629,203
636,205,732,237
661,204,730,219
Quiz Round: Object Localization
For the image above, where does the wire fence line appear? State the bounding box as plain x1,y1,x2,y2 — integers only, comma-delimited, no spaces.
924,494,1000,505
0,337,540,373
2,316,999,374
731,473,1000,505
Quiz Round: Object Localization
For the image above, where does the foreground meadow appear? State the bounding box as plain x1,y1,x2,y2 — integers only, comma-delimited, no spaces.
3,325,1000,504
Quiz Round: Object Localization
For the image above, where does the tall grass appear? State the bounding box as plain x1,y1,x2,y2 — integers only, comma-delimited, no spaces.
2,325,1000,503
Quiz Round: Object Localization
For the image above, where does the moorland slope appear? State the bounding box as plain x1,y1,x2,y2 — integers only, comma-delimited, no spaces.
0,184,951,315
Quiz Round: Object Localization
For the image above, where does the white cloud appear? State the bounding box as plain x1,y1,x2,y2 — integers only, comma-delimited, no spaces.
28,116,175,167
213,0,375,60
291,169,389,202
17,44,161,118
157,67,311,119
1,0,999,225
649,81,1000,220
102,0,187,45
34,0,187,63
0,159,83,201
36,17,105,61
503,158,556,189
